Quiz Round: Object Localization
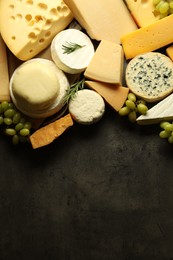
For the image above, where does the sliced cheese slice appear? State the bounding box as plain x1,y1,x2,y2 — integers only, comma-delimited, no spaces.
124,0,160,27
51,29,95,74
137,93,173,125
64,0,137,44
85,81,129,111
84,40,124,84
121,14,173,59
0,0,73,60
0,34,10,101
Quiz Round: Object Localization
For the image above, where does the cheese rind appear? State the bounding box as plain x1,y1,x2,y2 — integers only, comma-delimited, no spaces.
0,0,73,60
136,93,173,125
0,34,10,101
124,0,160,27
64,0,137,44
121,14,173,59
84,40,124,84
85,81,129,111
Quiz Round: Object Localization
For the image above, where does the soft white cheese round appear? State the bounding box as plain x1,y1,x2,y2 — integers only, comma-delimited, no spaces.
51,29,95,74
10,58,70,118
68,89,105,125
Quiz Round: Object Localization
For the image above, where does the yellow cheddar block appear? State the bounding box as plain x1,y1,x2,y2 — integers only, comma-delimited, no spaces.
85,81,129,111
0,34,10,101
121,14,173,60
29,113,73,149
166,45,173,61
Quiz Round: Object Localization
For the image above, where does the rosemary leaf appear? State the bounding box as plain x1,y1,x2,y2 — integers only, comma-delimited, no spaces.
62,41,85,54
64,78,85,104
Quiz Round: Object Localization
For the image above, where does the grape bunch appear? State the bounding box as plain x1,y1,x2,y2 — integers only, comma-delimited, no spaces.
153,0,173,18
0,101,32,145
118,92,148,123
159,121,173,143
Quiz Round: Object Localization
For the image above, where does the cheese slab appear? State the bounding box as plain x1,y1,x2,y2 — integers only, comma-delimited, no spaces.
124,0,160,27
121,14,173,59
85,81,129,111
84,40,124,84
0,0,73,60
137,93,173,125
0,34,10,101
64,0,137,44
166,45,173,61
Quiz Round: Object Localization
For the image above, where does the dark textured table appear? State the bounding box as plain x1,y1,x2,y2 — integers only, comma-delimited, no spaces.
0,106,173,260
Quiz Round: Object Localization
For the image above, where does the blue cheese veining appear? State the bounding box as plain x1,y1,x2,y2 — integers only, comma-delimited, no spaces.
125,52,173,102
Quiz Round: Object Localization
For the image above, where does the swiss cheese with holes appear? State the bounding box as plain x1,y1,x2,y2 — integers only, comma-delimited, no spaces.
0,0,73,60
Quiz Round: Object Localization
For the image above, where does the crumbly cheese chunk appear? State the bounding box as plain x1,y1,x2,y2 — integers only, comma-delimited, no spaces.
68,89,105,124
0,0,73,60
125,52,173,102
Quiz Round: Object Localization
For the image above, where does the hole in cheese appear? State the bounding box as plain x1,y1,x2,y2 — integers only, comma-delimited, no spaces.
37,3,48,10
26,0,33,6
25,14,32,22
9,4,15,9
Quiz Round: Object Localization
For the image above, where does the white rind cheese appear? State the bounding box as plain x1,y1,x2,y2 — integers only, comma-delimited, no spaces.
10,58,70,118
125,52,173,102
68,89,105,125
51,29,95,74
0,0,73,60
137,93,173,125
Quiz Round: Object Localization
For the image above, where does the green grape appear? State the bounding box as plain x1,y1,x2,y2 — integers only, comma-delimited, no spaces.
170,1,173,8
1,101,9,112
125,100,136,110
7,102,14,109
160,121,170,129
19,128,30,137
168,135,173,144
23,121,32,130
12,134,20,145
155,0,165,11
4,108,16,118
165,123,173,132
127,92,136,102
0,104,3,114
128,111,137,123
119,106,130,116
4,128,17,136
137,99,146,105
13,112,21,124
153,0,161,5
137,103,148,115
159,130,171,138
0,116,3,125
159,1,169,13
15,122,24,131
20,117,26,124
3,118,12,126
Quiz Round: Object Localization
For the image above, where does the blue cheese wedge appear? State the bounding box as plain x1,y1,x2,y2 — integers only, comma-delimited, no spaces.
125,52,173,102
68,89,105,125
137,93,173,125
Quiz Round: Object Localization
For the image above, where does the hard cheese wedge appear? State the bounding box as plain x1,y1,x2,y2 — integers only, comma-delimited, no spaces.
0,0,73,60
85,81,129,111
64,0,137,44
166,45,173,61
121,14,173,59
137,93,173,125
84,40,124,84
29,113,73,149
0,34,10,101
124,0,160,27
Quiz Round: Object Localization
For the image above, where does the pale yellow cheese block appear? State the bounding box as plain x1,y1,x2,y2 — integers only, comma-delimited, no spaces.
121,14,173,60
85,81,129,111
84,40,124,84
0,34,10,101
0,0,73,60
166,45,173,61
124,0,160,27
64,0,137,44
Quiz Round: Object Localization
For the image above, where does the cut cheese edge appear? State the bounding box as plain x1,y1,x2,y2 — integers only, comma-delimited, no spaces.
166,45,173,61
85,81,129,111
29,113,73,149
64,0,137,44
121,14,173,60
51,29,95,74
0,34,10,101
0,0,73,60
124,0,160,27
137,93,173,125
84,40,124,84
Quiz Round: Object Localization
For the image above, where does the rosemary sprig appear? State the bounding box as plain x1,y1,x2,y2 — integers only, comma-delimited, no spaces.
64,78,85,104
62,41,85,54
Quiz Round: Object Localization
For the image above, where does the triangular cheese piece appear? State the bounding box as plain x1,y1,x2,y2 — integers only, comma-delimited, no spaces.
137,93,173,125
85,81,129,111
